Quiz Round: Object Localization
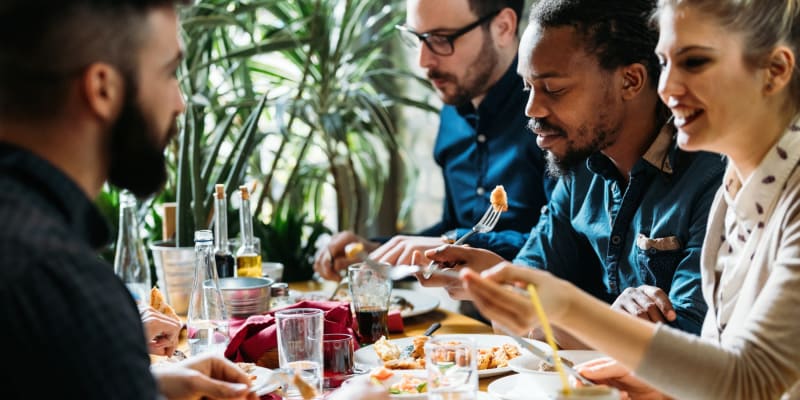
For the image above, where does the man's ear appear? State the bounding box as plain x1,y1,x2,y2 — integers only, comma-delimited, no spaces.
763,45,794,96
491,7,518,48
81,63,125,122
620,63,648,100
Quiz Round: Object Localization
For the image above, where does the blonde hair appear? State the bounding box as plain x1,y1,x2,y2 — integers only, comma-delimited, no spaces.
657,0,800,113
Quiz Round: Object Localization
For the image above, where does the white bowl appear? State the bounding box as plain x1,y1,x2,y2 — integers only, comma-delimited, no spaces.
507,350,605,394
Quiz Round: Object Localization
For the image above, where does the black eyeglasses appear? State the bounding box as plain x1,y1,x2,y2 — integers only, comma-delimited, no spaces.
395,10,501,56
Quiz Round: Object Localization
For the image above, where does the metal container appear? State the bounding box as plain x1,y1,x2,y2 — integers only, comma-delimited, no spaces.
214,277,274,318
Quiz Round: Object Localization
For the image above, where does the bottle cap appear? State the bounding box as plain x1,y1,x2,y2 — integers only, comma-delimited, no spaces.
194,229,213,242
215,184,225,199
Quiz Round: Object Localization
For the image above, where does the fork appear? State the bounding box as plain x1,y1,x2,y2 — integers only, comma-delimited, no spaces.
423,205,502,279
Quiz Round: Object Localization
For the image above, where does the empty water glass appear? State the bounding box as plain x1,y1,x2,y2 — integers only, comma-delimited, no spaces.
275,308,323,399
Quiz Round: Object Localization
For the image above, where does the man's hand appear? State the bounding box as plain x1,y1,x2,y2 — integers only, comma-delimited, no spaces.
577,357,671,400
369,235,445,266
140,305,182,356
152,353,258,400
611,285,676,324
416,245,505,299
313,231,379,280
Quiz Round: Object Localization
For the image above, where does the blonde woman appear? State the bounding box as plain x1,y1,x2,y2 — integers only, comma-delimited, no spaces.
452,0,800,398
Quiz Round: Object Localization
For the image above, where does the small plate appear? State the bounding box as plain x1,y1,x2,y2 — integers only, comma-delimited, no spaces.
508,350,605,374
487,373,552,400
343,369,428,400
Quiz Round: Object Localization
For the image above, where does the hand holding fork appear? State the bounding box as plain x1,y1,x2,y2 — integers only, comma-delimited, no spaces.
423,203,503,279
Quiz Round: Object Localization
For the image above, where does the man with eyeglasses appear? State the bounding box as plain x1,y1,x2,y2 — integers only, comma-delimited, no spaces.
315,1,552,319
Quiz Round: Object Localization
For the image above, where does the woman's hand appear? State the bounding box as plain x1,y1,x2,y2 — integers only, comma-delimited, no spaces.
577,357,670,400
461,262,575,334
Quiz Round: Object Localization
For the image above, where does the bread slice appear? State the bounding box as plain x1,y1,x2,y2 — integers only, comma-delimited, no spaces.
150,287,179,320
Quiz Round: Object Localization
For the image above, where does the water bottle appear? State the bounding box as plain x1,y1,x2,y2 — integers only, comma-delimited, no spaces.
113,190,151,304
187,229,230,356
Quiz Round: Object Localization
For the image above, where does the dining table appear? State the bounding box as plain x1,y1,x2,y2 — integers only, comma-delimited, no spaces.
166,278,511,395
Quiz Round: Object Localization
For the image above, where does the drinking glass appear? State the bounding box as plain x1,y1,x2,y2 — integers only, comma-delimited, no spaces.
275,308,323,399
425,336,478,400
322,333,355,389
348,263,392,345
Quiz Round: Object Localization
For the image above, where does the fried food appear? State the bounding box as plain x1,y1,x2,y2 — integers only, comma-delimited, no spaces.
490,185,508,212
373,336,401,362
293,371,318,400
150,287,178,321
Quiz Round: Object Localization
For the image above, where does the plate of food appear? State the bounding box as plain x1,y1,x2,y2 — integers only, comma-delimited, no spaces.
354,334,536,378
343,367,429,399
292,288,439,318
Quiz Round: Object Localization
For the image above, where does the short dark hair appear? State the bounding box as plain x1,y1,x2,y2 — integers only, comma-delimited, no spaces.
0,1,187,120
468,0,524,34
529,0,661,89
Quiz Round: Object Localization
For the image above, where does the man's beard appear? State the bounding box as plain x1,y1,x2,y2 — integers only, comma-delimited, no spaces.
107,89,176,197
427,30,498,106
528,118,610,178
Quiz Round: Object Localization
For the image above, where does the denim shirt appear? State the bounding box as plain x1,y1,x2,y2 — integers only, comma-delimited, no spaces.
417,59,553,260
514,125,725,334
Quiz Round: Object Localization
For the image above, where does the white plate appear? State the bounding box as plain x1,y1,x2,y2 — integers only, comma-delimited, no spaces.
343,371,495,400
354,334,547,378
487,373,552,400
249,366,281,396
393,288,439,318
291,288,439,318
508,350,605,375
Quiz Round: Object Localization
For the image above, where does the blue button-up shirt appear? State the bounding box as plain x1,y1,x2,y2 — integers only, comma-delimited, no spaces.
514,125,725,334
417,59,553,260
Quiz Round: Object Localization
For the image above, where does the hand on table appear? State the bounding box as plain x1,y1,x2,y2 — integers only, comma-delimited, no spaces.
577,357,670,400
314,231,379,281
611,285,676,324
461,262,574,335
140,305,182,356
151,353,258,400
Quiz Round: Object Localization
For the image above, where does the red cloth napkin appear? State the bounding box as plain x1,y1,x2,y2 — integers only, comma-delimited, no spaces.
225,300,360,364
388,310,403,333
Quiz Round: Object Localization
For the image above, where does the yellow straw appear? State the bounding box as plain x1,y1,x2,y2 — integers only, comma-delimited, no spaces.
527,283,571,395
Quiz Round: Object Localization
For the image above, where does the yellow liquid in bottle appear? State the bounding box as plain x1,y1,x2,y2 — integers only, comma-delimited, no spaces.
236,253,262,278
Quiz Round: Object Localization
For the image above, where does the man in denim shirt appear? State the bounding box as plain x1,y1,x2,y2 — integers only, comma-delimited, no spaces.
422,0,724,343
315,0,551,279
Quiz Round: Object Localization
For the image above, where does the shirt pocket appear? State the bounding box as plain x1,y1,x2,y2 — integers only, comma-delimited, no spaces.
635,234,683,291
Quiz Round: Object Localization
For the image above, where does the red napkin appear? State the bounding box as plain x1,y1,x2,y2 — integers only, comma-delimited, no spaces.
388,310,403,333
225,300,359,365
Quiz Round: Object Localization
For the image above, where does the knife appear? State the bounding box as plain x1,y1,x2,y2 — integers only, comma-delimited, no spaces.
496,325,594,386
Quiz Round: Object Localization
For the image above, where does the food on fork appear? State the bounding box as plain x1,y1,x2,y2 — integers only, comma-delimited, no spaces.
293,371,319,400
150,287,179,321
490,185,508,212
344,242,365,259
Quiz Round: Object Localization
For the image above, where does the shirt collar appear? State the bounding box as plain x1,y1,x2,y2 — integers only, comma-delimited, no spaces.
587,121,677,179
455,57,521,120
0,142,110,249
722,115,800,232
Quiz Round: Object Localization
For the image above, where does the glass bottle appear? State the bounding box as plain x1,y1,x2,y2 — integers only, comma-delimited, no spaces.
187,229,230,356
213,184,235,278
113,190,150,305
236,185,261,277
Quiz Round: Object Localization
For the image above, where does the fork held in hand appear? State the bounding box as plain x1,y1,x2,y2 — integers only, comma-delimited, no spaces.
423,205,503,279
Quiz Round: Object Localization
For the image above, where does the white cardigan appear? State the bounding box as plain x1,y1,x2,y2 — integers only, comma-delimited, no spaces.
635,121,800,400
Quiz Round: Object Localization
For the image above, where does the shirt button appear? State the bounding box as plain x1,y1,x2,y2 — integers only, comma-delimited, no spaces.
477,134,487,143
611,235,622,245
476,187,485,196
